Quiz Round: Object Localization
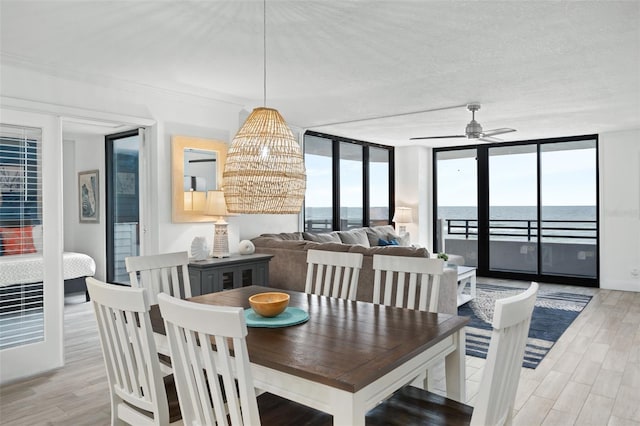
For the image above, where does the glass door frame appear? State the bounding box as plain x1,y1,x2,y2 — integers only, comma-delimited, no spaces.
433,134,599,287
105,128,143,284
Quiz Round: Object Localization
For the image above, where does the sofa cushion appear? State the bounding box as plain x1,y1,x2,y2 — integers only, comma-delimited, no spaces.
347,244,429,258
258,232,303,241
252,239,313,250
377,238,399,246
309,242,352,253
363,225,408,246
302,232,341,243
336,229,370,247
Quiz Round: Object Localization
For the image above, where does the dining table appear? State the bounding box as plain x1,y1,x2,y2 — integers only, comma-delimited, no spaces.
150,285,469,426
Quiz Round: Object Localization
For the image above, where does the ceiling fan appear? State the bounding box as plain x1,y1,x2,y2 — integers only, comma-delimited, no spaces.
410,103,516,142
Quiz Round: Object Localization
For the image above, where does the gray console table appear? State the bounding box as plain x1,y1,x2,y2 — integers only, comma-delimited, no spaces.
188,253,274,296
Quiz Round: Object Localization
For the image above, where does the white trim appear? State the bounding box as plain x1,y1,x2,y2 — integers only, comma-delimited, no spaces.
2,96,155,128
0,108,64,384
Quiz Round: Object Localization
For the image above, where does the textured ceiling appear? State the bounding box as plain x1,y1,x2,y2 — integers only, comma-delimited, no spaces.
1,1,639,147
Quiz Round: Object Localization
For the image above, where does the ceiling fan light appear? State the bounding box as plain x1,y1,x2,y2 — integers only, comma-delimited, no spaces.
466,119,483,138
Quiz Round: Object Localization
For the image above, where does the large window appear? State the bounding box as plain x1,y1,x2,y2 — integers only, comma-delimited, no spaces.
434,135,598,287
303,131,394,232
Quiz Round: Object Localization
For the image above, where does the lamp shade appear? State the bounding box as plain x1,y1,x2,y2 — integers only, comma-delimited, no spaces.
223,107,306,214
392,207,413,224
204,190,229,218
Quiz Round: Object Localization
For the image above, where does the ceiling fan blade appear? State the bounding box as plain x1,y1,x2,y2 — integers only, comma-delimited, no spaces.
478,136,503,143
409,135,466,140
482,128,516,137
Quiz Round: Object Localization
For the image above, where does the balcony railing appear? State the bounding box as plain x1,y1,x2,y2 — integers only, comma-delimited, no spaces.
445,218,597,242
305,218,391,232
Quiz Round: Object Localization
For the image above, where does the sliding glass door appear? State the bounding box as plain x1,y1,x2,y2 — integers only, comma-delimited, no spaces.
488,144,538,274
434,136,598,287
540,140,597,278
434,149,478,266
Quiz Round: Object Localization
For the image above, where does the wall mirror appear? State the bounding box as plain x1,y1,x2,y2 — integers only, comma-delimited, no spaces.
172,135,227,222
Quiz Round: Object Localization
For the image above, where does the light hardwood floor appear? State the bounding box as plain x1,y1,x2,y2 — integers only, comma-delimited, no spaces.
1,281,638,425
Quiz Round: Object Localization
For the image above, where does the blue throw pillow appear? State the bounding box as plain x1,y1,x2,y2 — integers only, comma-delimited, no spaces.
378,238,399,246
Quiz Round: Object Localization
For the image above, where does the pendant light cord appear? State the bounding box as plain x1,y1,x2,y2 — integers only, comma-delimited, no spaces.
263,0,267,107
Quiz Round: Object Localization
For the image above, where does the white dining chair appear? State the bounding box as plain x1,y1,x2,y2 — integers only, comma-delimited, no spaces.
372,254,445,391
157,293,332,426
366,282,539,426
86,277,182,426
372,254,444,312
126,251,192,304
304,249,364,300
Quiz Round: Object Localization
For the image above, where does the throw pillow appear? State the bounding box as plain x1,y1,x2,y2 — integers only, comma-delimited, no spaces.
377,238,399,246
337,229,370,247
302,232,342,243
0,226,36,255
364,227,388,247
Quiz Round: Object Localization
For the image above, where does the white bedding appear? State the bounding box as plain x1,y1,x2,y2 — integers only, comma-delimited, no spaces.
0,252,96,287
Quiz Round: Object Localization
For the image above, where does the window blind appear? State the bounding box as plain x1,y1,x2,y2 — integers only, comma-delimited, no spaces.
0,123,44,350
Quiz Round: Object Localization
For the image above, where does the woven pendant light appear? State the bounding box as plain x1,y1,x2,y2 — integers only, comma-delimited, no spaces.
222,0,306,214
223,107,306,214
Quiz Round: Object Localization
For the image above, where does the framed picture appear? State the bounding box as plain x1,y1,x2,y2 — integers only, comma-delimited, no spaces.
78,170,99,223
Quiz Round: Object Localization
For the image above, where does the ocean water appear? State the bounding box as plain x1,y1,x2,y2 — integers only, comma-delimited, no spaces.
305,207,389,221
439,205,596,221
439,205,597,242
305,205,596,221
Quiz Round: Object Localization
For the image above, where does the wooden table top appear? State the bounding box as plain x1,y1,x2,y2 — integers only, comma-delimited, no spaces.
150,285,469,393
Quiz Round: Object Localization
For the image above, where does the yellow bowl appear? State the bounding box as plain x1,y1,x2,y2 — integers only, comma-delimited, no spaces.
249,292,290,318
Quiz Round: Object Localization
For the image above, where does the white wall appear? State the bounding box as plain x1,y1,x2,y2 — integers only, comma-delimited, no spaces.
395,130,640,292
394,146,431,248
63,133,107,280
599,129,640,291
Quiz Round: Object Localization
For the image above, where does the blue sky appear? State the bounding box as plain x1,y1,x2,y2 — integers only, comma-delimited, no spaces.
438,147,596,207
305,145,596,208
305,155,389,208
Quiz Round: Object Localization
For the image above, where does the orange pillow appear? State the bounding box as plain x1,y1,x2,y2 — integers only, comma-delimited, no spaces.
0,226,36,255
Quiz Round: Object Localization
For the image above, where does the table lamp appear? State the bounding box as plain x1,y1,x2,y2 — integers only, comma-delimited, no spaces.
184,189,206,211
392,207,413,234
205,190,230,258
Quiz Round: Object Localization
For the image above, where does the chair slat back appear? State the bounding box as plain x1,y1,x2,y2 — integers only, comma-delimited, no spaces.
471,282,539,426
86,277,169,426
304,249,364,300
158,293,261,426
372,255,444,312
126,251,191,304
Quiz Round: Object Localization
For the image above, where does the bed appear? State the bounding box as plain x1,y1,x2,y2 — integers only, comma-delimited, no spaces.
0,252,96,349
0,252,96,304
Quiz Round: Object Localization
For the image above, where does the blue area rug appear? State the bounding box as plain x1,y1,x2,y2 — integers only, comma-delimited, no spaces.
458,283,592,369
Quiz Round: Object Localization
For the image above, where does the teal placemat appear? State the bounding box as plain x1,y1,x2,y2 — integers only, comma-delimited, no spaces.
244,307,309,328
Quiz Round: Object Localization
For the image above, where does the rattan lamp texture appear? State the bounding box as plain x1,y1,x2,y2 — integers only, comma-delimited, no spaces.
223,107,306,214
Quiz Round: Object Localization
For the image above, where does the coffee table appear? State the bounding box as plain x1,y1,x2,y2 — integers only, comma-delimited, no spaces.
455,266,477,306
